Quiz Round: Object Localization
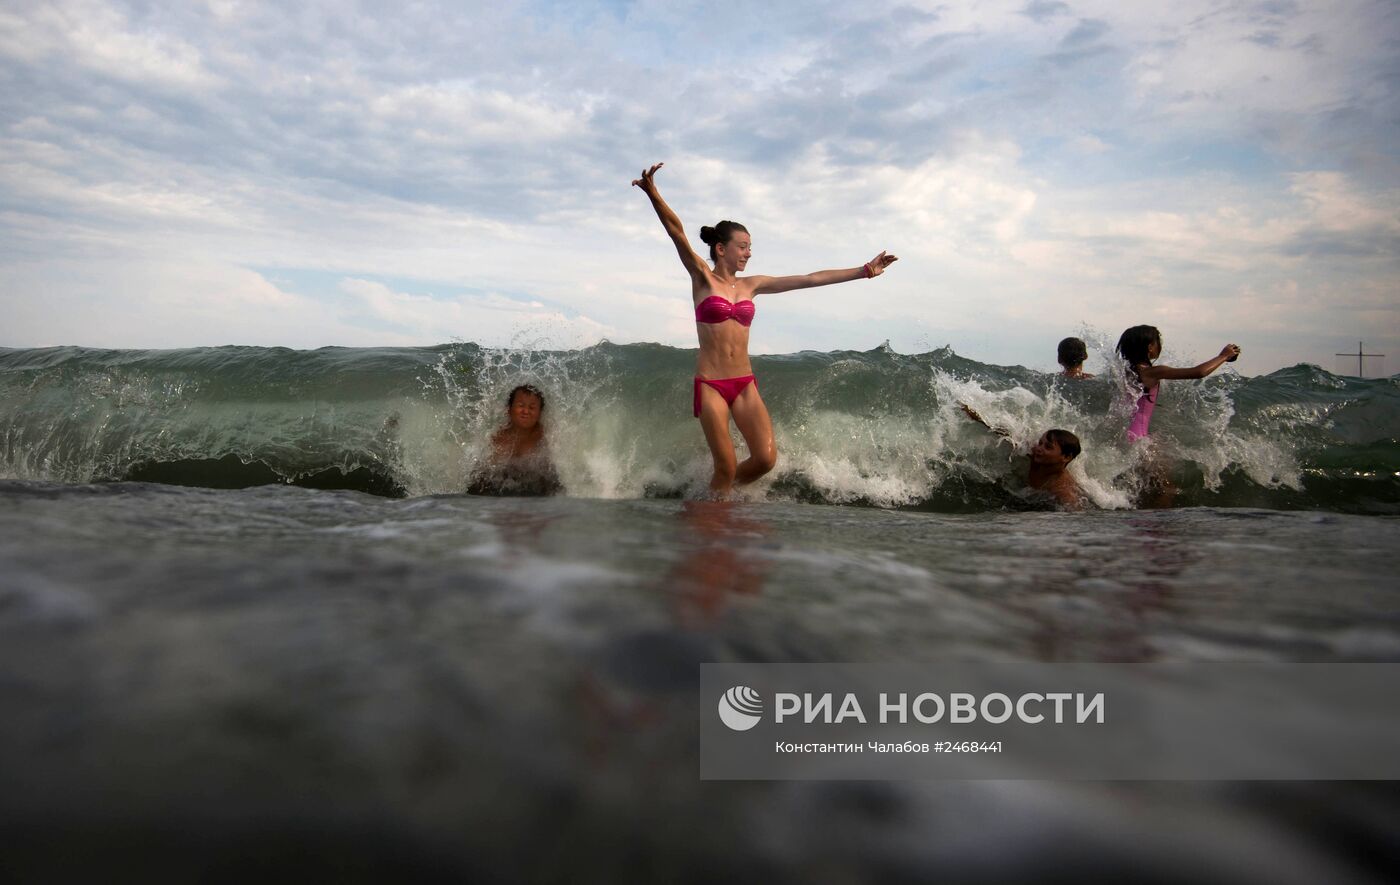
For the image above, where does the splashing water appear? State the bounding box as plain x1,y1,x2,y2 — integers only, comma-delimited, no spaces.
1,343,1396,512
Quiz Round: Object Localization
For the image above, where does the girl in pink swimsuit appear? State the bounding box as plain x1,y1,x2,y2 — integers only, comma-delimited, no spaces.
1116,326,1239,506
1116,325,1241,442
633,163,898,495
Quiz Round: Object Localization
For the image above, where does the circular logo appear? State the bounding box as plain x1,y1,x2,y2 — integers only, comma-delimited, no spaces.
718,686,764,731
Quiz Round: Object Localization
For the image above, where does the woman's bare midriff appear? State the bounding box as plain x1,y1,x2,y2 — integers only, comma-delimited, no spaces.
694,320,753,379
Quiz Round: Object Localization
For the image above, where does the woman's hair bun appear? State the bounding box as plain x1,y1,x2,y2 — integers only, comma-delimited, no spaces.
699,225,717,245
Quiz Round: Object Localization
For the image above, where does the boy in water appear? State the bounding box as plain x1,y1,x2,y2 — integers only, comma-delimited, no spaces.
490,384,548,462
1057,337,1094,379
959,404,1084,508
468,384,562,495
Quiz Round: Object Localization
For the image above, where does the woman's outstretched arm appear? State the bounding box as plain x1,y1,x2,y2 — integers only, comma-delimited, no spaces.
632,163,708,282
750,251,897,295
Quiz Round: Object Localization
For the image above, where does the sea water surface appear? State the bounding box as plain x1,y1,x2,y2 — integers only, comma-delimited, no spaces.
2,341,1397,510
1,343,1397,882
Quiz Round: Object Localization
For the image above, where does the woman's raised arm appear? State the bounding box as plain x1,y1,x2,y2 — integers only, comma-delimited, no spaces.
632,163,708,281
751,251,897,295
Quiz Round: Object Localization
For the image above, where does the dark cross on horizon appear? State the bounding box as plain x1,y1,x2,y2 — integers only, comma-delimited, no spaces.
1335,341,1385,378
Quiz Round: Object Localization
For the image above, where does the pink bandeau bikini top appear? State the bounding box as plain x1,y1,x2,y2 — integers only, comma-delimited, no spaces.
695,295,755,327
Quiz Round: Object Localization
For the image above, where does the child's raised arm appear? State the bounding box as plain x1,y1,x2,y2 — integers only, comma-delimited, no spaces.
959,403,1013,440
1139,344,1240,383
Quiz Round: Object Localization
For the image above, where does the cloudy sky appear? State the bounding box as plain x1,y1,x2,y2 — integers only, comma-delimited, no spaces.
2,0,1397,374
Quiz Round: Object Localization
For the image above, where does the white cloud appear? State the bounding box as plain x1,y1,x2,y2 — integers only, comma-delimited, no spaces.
0,0,218,90
1070,133,1112,154
366,85,588,146
1288,171,1399,232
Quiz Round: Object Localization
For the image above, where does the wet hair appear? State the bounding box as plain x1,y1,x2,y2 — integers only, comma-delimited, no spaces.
1057,337,1088,368
1045,429,1081,461
698,220,749,262
1116,325,1161,366
506,384,545,411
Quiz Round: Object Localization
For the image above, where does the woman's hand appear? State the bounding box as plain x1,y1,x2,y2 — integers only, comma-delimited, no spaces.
866,251,898,277
632,163,664,195
1220,343,1241,363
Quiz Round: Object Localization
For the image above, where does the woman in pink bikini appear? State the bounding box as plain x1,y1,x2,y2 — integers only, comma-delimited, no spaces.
633,162,897,495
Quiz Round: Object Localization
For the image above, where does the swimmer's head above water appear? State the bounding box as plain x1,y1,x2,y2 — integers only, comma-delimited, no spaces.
699,221,750,270
1058,337,1088,369
1116,325,1163,365
506,385,545,431
1032,429,1081,467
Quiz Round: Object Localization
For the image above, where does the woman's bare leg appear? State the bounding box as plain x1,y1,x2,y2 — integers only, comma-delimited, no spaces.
729,385,777,485
696,384,738,494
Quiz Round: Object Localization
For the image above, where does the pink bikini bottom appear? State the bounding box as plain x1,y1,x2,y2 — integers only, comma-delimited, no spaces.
693,375,756,417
